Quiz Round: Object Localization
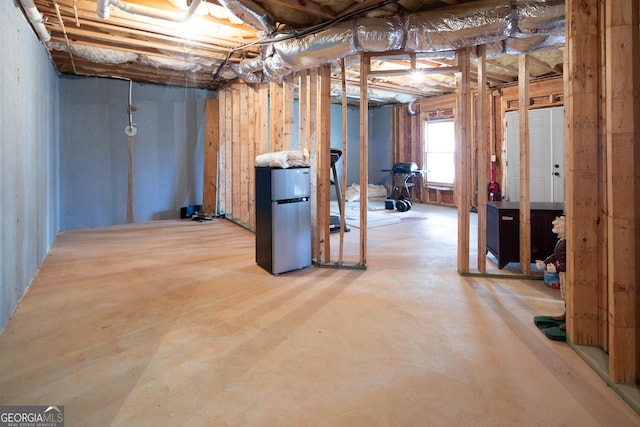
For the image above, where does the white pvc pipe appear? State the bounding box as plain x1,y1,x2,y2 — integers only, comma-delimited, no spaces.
18,0,51,42
96,0,111,20
97,0,203,23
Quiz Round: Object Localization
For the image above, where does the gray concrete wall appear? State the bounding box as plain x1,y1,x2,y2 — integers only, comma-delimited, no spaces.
329,104,392,189
369,106,393,189
59,77,215,229
1,1,60,332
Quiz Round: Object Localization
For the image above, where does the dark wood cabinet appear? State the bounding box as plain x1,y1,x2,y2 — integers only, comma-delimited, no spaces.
486,201,564,269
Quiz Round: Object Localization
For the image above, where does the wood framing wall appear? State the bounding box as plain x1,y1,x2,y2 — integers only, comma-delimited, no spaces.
205,66,348,266
206,6,639,380
564,0,640,384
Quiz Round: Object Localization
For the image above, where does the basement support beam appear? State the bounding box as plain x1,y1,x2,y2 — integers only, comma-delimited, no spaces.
476,45,488,273
564,0,602,348
339,59,348,264
306,70,320,261
318,64,332,263
604,0,639,383
456,47,471,273
518,54,531,276
359,54,369,267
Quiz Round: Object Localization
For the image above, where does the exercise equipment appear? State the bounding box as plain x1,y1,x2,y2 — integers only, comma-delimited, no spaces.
386,162,421,212
330,149,349,233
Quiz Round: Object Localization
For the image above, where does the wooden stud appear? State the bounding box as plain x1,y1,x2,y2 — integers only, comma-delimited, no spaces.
318,64,332,263
231,85,241,222
283,75,295,150
456,47,471,273
410,106,421,202
597,0,609,353
258,84,269,156
605,0,639,383
518,54,531,276
308,69,320,262
239,83,250,225
270,82,284,152
248,85,256,230
477,45,488,273
564,0,602,348
225,88,233,219
218,89,227,217
339,59,348,264
298,72,309,151
360,54,369,267
203,98,219,215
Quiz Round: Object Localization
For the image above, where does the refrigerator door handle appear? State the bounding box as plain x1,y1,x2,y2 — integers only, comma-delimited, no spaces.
276,197,309,204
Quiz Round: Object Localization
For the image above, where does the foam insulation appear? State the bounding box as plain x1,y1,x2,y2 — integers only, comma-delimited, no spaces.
49,41,221,73
49,41,138,64
139,55,203,71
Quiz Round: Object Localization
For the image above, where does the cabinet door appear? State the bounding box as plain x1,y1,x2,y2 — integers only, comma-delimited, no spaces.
498,209,519,267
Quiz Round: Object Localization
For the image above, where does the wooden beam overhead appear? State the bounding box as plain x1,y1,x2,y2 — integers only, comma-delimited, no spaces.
367,66,460,77
266,0,337,19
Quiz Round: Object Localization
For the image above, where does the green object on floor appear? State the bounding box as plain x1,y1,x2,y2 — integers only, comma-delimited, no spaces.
533,315,563,329
543,325,567,342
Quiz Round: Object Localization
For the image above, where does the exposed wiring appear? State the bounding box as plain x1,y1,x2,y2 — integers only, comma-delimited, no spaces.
125,80,137,136
53,0,77,73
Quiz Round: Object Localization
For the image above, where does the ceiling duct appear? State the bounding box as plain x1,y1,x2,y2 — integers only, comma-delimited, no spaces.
216,0,275,36
229,0,565,83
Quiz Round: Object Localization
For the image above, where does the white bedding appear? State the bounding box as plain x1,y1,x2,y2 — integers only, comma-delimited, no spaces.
255,148,310,168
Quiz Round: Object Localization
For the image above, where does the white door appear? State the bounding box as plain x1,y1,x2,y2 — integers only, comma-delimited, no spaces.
550,107,565,202
504,107,564,203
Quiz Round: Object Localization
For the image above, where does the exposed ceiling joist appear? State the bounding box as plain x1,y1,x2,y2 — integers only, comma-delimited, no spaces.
19,0,565,103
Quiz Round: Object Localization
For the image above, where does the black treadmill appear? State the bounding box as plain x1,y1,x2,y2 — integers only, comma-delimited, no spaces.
330,148,350,233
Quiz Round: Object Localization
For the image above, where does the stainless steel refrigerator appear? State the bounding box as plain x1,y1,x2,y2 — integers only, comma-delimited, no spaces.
255,166,311,275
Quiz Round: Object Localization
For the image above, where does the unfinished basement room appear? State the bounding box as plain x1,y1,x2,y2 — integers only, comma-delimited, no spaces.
1,0,639,425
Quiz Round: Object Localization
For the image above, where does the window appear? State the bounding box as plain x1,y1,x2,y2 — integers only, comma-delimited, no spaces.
424,119,455,184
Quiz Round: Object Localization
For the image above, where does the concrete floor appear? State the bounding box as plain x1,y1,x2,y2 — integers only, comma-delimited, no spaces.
1,203,638,426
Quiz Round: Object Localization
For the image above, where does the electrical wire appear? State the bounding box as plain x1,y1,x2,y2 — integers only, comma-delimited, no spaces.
53,0,77,73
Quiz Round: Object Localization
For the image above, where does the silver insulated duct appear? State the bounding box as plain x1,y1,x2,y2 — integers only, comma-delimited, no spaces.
229,0,565,83
217,0,276,36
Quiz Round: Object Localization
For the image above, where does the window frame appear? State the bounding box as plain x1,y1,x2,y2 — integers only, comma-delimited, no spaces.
423,118,456,186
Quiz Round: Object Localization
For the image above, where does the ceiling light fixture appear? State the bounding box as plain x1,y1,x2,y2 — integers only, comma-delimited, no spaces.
410,70,423,83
